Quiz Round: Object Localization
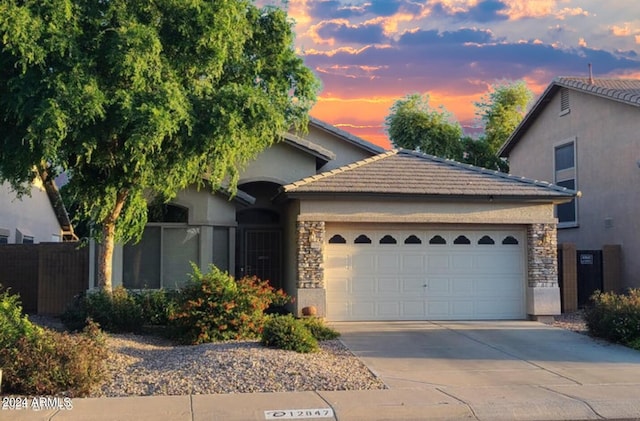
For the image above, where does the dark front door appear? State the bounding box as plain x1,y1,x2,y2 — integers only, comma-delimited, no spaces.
243,229,282,289
577,250,603,307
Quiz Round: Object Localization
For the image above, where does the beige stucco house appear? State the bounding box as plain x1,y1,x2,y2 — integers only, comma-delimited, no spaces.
499,77,640,293
102,117,574,321
0,173,76,244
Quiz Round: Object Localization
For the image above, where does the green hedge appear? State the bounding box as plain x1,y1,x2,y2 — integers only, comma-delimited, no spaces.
584,289,640,348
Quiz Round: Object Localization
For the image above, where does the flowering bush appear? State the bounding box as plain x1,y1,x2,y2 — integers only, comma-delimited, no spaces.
584,289,640,346
168,265,290,344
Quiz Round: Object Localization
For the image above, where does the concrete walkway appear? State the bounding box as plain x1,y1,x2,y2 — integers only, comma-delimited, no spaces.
5,321,640,421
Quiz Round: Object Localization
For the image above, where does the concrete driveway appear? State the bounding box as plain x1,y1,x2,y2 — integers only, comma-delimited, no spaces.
333,321,640,420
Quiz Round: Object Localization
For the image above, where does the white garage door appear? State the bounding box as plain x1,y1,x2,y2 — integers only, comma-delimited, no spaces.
325,227,526,321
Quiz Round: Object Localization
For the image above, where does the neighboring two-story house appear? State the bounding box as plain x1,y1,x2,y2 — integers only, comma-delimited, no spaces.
499,77,640,301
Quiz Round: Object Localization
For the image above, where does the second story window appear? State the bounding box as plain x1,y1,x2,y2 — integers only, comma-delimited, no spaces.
554,140,577,227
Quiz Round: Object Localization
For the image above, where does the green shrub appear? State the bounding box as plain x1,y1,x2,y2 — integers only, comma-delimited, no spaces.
261,314,319,353
627,337,640,351
134,289,178,326
0,321,108,397
61,287,145,333
168,265,290,344
301,317,340,341
0,286,43,349
584,289,640,345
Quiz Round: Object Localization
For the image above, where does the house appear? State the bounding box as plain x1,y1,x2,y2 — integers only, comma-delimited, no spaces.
103,117,574,321
0,171,76,244
499,77,640,301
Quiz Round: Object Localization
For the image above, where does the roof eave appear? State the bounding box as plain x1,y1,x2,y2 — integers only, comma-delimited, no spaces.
282,191,574,204
309,117,386,155
283,133,336,163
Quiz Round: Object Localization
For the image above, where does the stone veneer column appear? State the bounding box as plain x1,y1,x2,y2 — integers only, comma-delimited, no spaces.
526,223,561,321
296,221,326,317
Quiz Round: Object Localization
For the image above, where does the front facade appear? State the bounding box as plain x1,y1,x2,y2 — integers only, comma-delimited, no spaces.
499,77,640,290
103,118,573,321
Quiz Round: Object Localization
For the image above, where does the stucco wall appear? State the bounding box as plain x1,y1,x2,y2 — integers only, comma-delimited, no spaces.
508,89,640,288
306,125,379,172
174,185,237,226
0,180,63,243
239,141,318,185
298,199,556,224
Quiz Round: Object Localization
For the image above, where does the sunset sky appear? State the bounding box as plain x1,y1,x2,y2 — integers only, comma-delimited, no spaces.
279,0,640,148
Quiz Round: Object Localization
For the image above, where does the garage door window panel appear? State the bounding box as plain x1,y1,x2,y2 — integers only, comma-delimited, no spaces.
354,234,372,244
502,236,519,245
379,235,397,244
478,235,495,245
429,235,446,244
328,234,346,244
404,235,422,244
454,235,471,245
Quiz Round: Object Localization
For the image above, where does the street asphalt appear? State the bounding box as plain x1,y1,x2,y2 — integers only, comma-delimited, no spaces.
4,321,640,421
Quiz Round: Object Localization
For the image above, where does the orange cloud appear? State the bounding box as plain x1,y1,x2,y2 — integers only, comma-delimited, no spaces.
557,7,589,19
286,0,311,26
610,24,632,37
578,37,587,47
636,35,640,44
502,0,556,19
502,1,589,21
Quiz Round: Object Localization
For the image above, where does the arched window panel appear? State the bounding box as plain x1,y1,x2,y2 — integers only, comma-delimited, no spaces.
404,235,422,244
354,234,372,244
453,235,471,245
502,236,519,245
379,235,397,244
328,234,346,244
478,235,495,245
148,203,189,223
429,235,446,245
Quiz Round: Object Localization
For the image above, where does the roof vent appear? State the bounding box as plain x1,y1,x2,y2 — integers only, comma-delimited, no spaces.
588,63,594,85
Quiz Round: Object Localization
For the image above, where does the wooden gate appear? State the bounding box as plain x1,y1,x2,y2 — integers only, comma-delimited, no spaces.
0,243,88,314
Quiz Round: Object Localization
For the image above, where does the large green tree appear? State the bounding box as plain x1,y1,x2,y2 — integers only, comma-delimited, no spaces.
0,0,319,291
385,94,463,160
475,80,533,153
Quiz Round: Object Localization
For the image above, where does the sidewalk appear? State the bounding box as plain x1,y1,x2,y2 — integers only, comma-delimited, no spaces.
4,384,640,421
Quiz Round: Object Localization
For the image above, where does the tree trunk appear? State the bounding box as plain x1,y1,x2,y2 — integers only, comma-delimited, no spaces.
96,191,128,292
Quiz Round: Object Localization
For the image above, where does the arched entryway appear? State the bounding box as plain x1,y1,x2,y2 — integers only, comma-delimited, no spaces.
236,182,285,290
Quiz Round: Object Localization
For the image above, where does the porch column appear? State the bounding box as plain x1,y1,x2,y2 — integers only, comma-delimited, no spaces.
296,221,326,317
526,223,561,321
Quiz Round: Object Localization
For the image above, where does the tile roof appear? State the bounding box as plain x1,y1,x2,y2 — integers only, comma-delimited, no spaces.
283,132,336,162
282,149,574,201
499,76,640,156
555,77,640,105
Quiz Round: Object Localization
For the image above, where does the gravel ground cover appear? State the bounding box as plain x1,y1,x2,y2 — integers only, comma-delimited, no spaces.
550,310,588,334
28,312,588,397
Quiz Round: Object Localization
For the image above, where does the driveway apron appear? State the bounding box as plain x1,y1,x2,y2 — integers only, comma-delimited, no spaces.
334,321,640,388
333,321,640,420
